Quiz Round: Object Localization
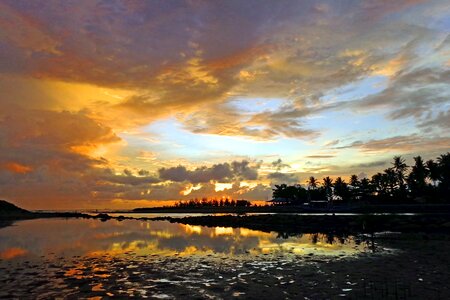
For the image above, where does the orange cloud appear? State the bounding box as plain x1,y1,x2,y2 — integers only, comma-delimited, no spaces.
0,2,61,55
207,45,269,71
3,162,32,174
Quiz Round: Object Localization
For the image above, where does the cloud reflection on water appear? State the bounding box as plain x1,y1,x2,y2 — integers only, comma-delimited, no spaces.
0,218,367,261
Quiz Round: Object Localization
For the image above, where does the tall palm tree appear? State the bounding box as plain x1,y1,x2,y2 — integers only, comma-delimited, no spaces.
437,153,450,188
322,176,333,200
383,168,397,196
359,178,372,199
371,173,383,195
349,174,360,200
350,174,359,187
408,156,427,198
308,176,317,190
392,156,407,191
272,184,288,198
426,159,439,186
334,177,349,200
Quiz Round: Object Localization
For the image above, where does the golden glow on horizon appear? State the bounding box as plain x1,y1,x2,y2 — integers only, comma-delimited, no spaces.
214,182,233,192
180,183,202,196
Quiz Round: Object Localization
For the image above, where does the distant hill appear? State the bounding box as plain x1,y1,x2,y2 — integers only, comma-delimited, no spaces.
0,200,32,218
0,200,97,221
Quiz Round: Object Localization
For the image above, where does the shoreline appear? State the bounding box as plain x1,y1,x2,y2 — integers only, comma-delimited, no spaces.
3,211,450,237
129,203,450,214
2,198,450,237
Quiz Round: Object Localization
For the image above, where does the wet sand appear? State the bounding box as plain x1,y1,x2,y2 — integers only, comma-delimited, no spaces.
0,236,449,299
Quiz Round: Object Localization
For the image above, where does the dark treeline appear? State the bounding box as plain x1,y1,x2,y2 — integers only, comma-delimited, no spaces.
272,152,450,205
174,197,252,208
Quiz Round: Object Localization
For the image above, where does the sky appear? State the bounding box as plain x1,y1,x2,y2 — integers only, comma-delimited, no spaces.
0,0,449,209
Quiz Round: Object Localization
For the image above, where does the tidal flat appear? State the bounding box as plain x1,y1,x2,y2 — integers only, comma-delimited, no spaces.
0,217,449,299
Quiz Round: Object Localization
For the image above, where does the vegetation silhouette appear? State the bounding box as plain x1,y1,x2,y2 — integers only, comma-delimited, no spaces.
272,152,450,205
137,152,450,212
173,197,251,208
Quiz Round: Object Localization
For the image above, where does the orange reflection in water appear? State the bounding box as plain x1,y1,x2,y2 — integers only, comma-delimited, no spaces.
64,262,111,280
0,219,367,263
0,247,28,260
258,233,359,255
239,228,271,238
183,224,202,235
214,227,234,236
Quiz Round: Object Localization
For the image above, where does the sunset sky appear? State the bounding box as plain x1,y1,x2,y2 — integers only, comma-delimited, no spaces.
0,0,449,209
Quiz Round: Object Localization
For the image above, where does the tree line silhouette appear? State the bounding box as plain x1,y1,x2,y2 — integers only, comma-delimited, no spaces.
174,197,252,208
272,152,450,204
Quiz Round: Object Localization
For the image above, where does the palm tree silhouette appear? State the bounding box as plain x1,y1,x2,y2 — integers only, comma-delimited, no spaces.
383,168,397,197
359,178,372,199
334,177,349,200
392,156,408,192
308,176,317,190
426,159,439,185
408,156,428,198
349,174,360,200
437,153,450,189
322,176,333,201
350,174,359,187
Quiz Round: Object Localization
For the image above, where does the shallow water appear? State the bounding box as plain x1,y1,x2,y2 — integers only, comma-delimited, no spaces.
0,218,376,298
0,218,371,259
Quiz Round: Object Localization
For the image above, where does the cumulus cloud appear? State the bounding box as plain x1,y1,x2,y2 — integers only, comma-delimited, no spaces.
96,169,160,186
183,181,272,201
267,172,299,185
0,106,119,172
271,159,290,171
0,106,119,206
158,160,259,184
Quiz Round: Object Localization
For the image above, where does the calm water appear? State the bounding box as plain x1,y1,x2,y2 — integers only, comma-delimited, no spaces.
0,218,377,298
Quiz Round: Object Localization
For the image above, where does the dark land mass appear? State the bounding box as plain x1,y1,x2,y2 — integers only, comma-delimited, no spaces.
131,203,450,214
0,199,32,219
0,199,114,223
0,220,13,229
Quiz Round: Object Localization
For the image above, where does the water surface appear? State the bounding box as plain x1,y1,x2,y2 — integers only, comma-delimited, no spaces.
0,218,376,298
